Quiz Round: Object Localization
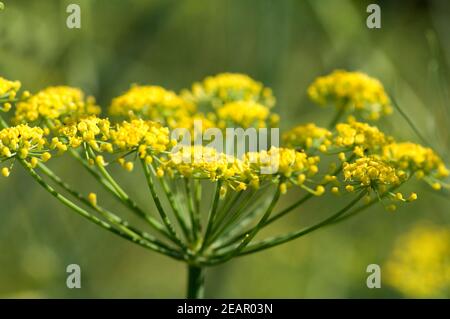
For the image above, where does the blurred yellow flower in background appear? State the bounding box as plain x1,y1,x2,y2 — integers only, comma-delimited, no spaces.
0,76,20,100
384,224,450,298
110,85,195,128
308,70,392,121
182,72,275,109
217,100,270,128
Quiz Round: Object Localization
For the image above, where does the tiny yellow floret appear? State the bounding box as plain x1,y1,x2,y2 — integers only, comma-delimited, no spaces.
1,167,10,177
88,193,97,206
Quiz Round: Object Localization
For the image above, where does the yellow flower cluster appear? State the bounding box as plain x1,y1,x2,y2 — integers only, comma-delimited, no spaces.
246,147,319,178
217,101,271,128
163,145,248,190
0,76,21,102
328,120,448,192
108,74,278,135
13,86,100,124
382,142,449,188
343,156,403,188
385,224,450,298
308,70,392,120
109,119,173,156
59,116,111,150
163,146,322,194
332,119,390,156
59,117,174,166
109,85,195,128
182,73,275,108
245,147,322,195
1,71,446,203
282,123,331,150
0,125,52,176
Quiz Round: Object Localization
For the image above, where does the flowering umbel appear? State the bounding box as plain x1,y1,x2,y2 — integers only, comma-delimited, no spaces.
0,71,448,298
308,70,392,120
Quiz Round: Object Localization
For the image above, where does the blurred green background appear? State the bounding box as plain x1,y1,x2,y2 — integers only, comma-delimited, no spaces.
0,0,449,298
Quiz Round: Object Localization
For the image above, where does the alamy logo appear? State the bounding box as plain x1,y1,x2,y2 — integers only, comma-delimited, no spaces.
366,4,381,29
66,264,81,288
66,4,81,29
366,264,381,288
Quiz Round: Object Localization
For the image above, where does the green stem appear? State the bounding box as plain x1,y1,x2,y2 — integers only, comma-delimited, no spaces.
141,159,188,252
208,189,258,248
261,155,353,229
184,178,200,242
71,149,170,239
21,160,184,260
37,162,181,256
328,107,346,129
0,115,8,129
86,147,131,201
209,191,244,238
330,184,403,224
236,190,367,257
213,186,281,263
390,95,432,150
194,179,202,215
200,180,222,251
213,182,272,250
70,149,120,195
265,193,313,226
158,175,192,242
186,264,205,299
